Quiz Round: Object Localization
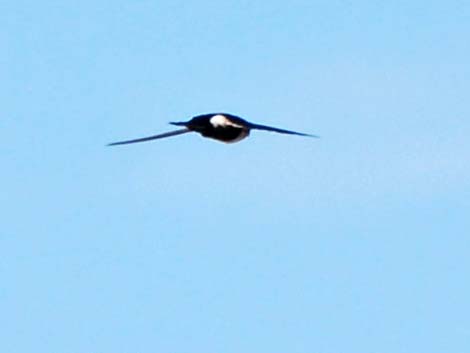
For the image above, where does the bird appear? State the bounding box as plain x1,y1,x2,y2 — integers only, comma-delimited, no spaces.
108,112,318,146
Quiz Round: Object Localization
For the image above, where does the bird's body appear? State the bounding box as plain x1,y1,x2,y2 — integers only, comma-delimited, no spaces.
108,113,317,146
173,114,251,143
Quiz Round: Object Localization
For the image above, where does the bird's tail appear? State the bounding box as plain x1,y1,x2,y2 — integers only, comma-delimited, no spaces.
169,121,187,126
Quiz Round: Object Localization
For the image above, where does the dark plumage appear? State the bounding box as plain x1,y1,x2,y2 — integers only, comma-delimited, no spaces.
108,113,318,146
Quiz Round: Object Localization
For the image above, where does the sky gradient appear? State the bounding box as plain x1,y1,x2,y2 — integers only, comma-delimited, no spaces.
2,1,470,352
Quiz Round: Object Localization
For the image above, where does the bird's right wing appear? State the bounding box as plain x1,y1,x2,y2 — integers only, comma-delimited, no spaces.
248,123,319,138
108,128,191,146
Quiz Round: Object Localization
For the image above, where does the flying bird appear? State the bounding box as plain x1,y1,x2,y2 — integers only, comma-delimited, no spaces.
108,113,318,146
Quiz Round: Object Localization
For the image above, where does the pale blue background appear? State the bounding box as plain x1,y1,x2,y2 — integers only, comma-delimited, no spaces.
2,1,470,352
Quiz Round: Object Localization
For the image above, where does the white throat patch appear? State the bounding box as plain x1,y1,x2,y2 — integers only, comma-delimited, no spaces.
210,114,243,128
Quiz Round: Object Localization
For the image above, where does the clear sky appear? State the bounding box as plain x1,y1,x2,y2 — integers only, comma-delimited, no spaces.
2,1,470,352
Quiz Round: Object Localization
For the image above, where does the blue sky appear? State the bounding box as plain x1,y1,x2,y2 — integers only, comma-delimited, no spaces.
2,1,470,352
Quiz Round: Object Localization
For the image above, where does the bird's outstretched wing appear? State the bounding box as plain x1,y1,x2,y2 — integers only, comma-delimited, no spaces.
248,123,319,138
108,128,191,146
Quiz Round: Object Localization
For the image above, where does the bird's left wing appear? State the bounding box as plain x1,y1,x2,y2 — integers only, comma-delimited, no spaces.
108,128,191,146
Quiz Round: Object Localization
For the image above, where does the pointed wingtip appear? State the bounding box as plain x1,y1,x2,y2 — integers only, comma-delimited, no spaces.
107,141,126,147
106,128,191,147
